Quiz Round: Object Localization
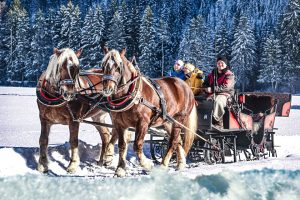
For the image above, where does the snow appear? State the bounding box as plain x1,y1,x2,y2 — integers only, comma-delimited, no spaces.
0,87,300,199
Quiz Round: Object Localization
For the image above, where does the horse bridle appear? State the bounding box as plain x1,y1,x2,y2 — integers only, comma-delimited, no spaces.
58,60,80,87
102,55,124,89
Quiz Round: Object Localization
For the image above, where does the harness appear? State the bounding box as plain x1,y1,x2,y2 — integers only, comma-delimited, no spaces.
36,78,66,107
141,78,168,121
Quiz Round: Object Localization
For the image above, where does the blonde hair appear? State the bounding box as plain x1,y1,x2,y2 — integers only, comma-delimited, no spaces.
184,63,195,72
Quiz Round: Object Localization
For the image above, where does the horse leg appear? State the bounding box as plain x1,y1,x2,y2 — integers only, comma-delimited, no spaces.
91,115,113,166
101,128,118,166
162,117,185,169
115,126,128,177
134,121,153,171
176,139,186,170
66,121,80,173
37,119,51,173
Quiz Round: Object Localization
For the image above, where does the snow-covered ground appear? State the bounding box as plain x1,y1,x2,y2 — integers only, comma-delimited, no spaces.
0,87,300,199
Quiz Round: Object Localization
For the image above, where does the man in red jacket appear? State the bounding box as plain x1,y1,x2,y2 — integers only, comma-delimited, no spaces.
203,56,235,128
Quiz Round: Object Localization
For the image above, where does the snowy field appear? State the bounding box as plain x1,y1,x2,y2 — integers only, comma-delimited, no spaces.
0,86,300,199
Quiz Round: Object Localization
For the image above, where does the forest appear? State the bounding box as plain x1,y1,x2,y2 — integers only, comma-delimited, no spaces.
0,0,299,92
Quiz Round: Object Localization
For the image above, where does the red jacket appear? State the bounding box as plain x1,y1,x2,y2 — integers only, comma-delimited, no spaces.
203,68,235,96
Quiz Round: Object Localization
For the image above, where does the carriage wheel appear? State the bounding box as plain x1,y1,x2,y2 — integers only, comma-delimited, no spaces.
243,150,252,161
204,138,223,164
150,134,168,163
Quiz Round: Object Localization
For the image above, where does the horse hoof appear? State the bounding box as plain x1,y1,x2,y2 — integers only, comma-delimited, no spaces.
37,164,48,173
160,164,168,170
97,160,104,167
176,163,185,171
142,160,154,171
67,167,77,174
102,155,114,167
67,162,78,174
114,167,126,177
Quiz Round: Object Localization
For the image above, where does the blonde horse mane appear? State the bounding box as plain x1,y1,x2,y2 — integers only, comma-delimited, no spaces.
44,48,79,85
101,49,123,67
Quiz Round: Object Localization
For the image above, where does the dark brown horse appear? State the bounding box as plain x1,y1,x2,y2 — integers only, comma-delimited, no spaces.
37,48,112,173
101,48,197,177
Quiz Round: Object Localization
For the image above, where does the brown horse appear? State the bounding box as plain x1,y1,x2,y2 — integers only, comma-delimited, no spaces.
37,48,112,173
101,48,197,177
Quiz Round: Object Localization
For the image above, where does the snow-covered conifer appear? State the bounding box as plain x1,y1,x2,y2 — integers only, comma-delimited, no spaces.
139,6,158,77
231,16,257,91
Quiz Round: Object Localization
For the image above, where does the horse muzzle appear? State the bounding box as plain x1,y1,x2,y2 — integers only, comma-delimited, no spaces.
60,87,76,101
103,87,114,97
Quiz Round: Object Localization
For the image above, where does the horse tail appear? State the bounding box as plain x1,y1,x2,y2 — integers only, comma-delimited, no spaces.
183,103,197,155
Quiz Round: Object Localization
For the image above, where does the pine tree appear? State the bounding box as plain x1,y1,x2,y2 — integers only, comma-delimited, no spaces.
120,0,132,57
178,15,214,73
103,0,119,43
14,10,31,81
0,13,10,82
230,16,257,91
6,0,25,81
280,0,300,90
155,2,174,76
139,6,161,77
46,8,61,49
168,1,182,60
58,2,73,48
29,9,46,81
80,8,94,67
58,1,81,49
215,21,230,59
156,15,172,76
124,0,140,58
107,11,126,51
258,33,282,91
139,6,158,77
69,5,81,49
89,5,105,67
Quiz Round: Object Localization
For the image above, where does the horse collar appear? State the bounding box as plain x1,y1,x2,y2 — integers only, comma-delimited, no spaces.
36,79,66,107
105,76,142,112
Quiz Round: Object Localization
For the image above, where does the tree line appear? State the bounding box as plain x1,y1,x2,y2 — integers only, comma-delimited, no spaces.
0,0,299,92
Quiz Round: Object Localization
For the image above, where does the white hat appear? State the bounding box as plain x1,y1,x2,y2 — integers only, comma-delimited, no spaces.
176,60,184,67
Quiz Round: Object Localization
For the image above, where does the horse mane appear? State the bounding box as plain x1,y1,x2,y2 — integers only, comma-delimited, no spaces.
44,48,79,85
101,49,123,67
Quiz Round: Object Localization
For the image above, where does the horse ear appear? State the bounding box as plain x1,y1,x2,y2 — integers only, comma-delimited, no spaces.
101,46,109,54
75,48,83,58
120,48,126,57
54,48,61,56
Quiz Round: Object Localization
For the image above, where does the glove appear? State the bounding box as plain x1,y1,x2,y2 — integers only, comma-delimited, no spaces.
204,87,212,93
196,73,204,79
185,73,192,79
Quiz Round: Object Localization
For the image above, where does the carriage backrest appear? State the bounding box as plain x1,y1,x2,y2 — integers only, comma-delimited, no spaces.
241,92,292,117
195,96,213,130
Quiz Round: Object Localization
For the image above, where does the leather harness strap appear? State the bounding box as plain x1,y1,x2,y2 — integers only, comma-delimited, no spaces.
147,78,167,120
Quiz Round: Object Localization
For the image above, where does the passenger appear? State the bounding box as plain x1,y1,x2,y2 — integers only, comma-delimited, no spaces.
168,59,186,80
203,56,235,129
183,63,205,96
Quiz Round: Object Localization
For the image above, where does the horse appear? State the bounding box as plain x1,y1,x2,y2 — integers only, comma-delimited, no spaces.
100,47,197,177
36,48,113,173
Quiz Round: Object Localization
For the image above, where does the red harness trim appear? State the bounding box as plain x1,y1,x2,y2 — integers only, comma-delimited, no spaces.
40,79,63,101
107,79,136,106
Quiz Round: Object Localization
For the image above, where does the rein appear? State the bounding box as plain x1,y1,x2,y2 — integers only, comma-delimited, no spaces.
76,74,104,95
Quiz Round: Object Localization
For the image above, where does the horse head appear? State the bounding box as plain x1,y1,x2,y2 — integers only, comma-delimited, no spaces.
101,47,137,97
45,47,82,101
